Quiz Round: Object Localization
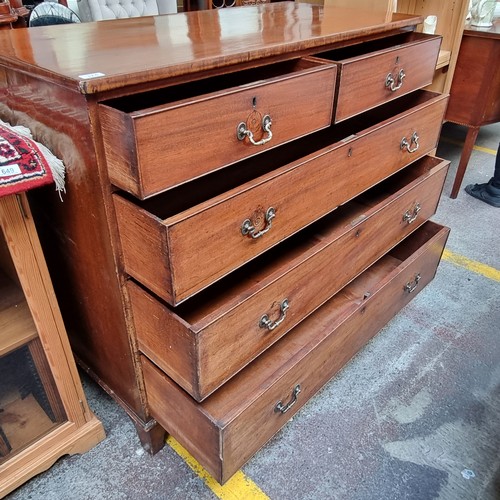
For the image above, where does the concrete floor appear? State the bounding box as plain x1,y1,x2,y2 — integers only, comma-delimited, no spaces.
7,122,500,500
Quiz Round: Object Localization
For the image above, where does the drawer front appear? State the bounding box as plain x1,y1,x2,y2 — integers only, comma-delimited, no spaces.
114,94,448,305
142,221,450,484
133,157,449,401
332,33,441,122
100,59,337,199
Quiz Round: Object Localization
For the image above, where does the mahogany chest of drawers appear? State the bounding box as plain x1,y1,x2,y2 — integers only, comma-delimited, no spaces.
0,4,449,483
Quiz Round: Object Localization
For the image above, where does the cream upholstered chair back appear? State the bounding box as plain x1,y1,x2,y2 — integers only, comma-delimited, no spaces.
77,0,176,22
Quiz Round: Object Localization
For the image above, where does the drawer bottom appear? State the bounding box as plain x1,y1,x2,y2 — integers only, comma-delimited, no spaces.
142,221,450,484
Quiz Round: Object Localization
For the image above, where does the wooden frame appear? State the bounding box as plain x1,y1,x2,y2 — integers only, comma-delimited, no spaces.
0,193,104,498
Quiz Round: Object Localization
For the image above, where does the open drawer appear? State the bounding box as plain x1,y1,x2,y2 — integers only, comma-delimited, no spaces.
315,31,442,122
132,156,449,401
142,220,450,484
114,90,448,306
99,58,336,199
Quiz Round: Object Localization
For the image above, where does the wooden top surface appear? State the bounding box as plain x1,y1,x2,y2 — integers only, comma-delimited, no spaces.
0,3,421,94
464,19,500,39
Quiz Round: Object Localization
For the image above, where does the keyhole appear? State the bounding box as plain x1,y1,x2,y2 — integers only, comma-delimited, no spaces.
252,96,257,108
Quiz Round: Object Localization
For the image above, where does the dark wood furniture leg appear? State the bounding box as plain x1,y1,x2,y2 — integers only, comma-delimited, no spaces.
450,125,480,199
134,420,167,455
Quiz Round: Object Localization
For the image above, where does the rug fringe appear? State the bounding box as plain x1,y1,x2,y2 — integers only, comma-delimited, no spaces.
0,119,66,199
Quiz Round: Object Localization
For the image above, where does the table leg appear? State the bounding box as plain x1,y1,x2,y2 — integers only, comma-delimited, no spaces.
450,126,480,199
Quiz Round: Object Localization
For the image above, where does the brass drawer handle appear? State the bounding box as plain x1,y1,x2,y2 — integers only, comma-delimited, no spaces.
400,131,419,153
404,273,421,293
403,203,421,224
237,114,273,146
259,299,289,331
241,207,276,239
275,384,301,414
385,68,405,92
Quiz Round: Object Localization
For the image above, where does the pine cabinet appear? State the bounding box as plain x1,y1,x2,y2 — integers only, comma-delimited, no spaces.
0,193,105,498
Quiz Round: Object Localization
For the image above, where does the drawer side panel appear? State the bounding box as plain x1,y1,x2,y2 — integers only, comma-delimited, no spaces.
142,358,222,481
100,107,141,197
128,281,198,397
113,195,174,302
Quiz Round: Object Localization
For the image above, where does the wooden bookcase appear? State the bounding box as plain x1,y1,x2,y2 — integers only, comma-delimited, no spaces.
0,193,105,498
396,0,470,93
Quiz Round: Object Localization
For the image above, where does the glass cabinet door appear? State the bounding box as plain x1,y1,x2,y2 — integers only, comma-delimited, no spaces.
0,226,67,464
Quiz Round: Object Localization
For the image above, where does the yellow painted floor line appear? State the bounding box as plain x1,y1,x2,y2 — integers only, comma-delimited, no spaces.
440,136,497,156
167,436,270,500
442,249,500,282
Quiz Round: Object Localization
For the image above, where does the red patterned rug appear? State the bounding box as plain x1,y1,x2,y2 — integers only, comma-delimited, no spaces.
0,120,65,198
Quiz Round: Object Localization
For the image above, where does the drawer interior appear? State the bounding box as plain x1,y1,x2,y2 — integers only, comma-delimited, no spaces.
389,221,446,262
123,89,441,220
356,155,445,208
101,58,327,114
315,31,437,62
141,156,445,323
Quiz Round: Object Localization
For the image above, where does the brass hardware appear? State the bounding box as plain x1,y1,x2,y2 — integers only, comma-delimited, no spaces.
400,131,420,153
259,299,289,331
385,68,405,91
404,273,421,293
241,207,276,239
403,203,421,224
275,384,301,414
237,114,273,146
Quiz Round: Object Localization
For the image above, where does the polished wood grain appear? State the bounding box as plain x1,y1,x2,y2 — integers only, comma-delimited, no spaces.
134,155,449,401
114,90,447,305
445,21,500,198
0,4,421,94
142,221,450,483
101,58,336,198
320,31,442,122
0,8,438,460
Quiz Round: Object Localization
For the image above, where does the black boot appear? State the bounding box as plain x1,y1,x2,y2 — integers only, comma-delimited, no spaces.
465,178,500,208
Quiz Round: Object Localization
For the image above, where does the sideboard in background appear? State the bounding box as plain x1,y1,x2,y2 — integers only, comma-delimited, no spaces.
445,20,500,198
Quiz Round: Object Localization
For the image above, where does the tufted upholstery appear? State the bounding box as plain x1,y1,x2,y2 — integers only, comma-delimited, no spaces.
77,0,176,22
